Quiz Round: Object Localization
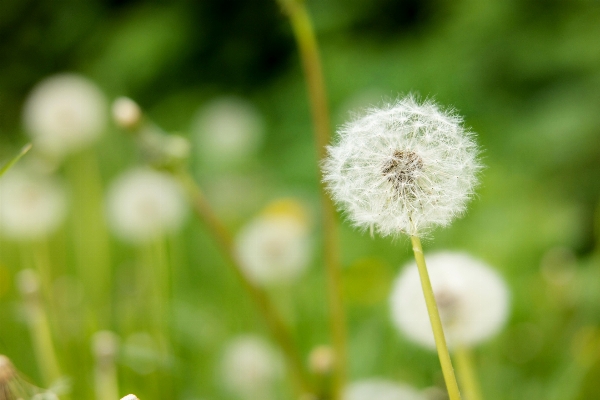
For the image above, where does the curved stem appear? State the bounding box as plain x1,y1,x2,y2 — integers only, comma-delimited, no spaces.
174,169,311,394
455,345,482,400
410,236,462,400
279,1,346,396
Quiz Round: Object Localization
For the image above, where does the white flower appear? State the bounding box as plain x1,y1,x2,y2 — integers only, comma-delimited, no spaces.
234,199,312,286
106,168,187,244
219,335,283,398
323,96,480,237
23,74,107,157
193,96,264,166
344,379,425,400
390,252,509,349
0,170,67,240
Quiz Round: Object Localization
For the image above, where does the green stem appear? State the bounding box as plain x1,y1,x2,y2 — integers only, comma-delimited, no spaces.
279,1,346,396
410,236,461,400
0,143,32,177
455,345,481,400
174,169,311,394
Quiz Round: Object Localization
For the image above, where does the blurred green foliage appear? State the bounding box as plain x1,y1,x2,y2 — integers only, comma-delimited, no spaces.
1,0,600,399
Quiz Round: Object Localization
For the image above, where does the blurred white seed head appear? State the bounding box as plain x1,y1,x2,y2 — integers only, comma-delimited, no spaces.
344,379,426,400
106,168,188,244
23,74,107,157
193,96,264,166
112,97,142,130
390,252,509,349
0,170,67,240
120,395,139,400
0,354,16,384
219,335,283,398
235,199,312,286
323,96,481,237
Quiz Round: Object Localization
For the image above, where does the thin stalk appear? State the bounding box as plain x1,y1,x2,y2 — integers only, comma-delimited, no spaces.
410,236,461,400
174,169,311,393
0,143,32,177
279,0,346,395
455,345,481,400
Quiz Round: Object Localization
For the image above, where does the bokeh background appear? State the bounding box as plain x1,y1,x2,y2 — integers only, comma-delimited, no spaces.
1,0,600,399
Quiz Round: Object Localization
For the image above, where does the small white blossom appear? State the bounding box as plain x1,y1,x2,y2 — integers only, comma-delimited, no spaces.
23,74,107,157
390,252,509,349
234,200,312,286
323,96,480,237
106,168,187,244
0,170,67,240
344,379,425,400
193,96,264,166
219,335,283,398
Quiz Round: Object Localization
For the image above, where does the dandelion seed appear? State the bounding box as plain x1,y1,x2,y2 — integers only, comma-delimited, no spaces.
234,199,312,286
23,74,107,157
322,96,480,237
219,335,283,399
0,170,67,240
344,379,425,400
390,252,510,349
106,168,188,244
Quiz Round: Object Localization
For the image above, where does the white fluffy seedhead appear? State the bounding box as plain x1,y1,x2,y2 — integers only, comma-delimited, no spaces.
0,170,67,240
344,379,425,400
323,96,481,237
23,74,107,157
106,168,188,244
390,252,510,349
219,335,283,398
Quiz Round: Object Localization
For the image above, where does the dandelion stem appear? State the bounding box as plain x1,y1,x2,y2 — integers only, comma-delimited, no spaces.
279,0,346,396
174,169,311,394
0,143,32,177
410,235,462,400
455,345,481,400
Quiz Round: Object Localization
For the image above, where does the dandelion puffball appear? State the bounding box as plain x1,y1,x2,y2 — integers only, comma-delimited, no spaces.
344,379,425,400
106,168,187,244
193,96,264,165
0,170,67,240
23,74,107,157
234,201,312,286
323,97,480,237
219,335,283,397
390,252,509,349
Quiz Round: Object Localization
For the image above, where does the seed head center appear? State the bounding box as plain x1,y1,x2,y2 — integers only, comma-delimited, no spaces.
381,150,423,193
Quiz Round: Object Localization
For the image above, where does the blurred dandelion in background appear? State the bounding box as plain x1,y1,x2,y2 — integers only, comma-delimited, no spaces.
105,167,188,244
0,169,67,241
390,251,510,349
218,335,284,400
235,198,313,286
22,74,107,159
192,96,265,168
343,379,425,400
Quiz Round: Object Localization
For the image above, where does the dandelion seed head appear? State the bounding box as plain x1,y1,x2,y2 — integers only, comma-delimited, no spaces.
390,252,510,349
193,96,264,166
23,74,107,157
234,199,312,286
106,168,188,244
344,379,425,400
323,96,481,237
0,355,16,384
219,335,283,398
0,170,67,240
